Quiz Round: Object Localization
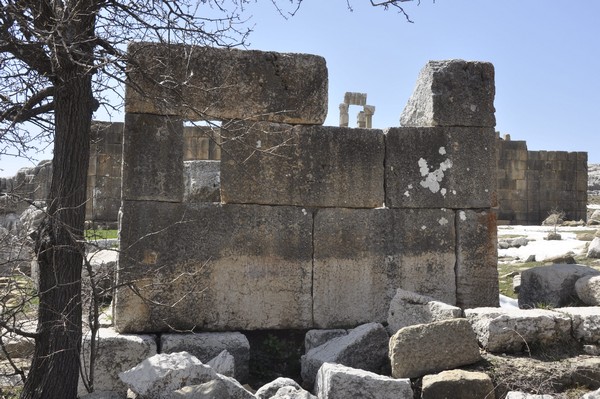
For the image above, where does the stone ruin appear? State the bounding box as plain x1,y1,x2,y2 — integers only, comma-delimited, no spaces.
113,45,499,334
338,92,375,128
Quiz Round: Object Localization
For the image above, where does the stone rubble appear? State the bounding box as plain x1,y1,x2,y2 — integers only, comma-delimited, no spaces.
421,369,495,399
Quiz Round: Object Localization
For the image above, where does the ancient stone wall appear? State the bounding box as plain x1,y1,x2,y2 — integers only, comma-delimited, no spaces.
496,136,587,225
114,47,499,334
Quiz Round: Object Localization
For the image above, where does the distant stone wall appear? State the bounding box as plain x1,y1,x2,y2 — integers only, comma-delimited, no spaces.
496,136,587,225
113,47,499,334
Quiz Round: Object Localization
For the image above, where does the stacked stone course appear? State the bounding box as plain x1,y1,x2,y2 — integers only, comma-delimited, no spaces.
496,136,588,225
114,49,499,334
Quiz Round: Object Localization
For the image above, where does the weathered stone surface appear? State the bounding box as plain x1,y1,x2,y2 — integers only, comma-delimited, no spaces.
269,386,316,399
400,59,495,128
576,275,600,305
207,350,235,378
79,392,123,399
300,323,388,387
456,209,499,308
78,328,157,396
389,318,481,378
183,160,221,203
505,393,554,399
304,330,348,353
161,332,249,382
465,307,572,353
255,377,303,399
386,288,462,334
582,388,600,399
421,370,495,399
518,264,600,309
119,352,215,398
220,122,384,208
126,42,328,125
121,112,184,202
114,201,313,332
170,379,229,399
313,208,456,327
315,362,413,399
588,237,600,258
385,127,496,209
556,307,600,344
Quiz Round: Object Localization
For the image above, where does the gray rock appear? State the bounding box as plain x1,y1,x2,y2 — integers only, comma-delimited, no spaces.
386,288,462,334
588,210,600,224
183,160,220,203
511,237,529,247
304,330,347,353
119,352,216,398
269,386,315,399
542,214,563,226
315,362,412,399
465,307,572,353
79,328,157,397
389,318,481,378
575,275,600,305
555,307,600,344
421,370,495,399
582,388,600,399
170,380,229,399
207,350,235,378
300,322,388,387
400,59,496,128
518,264,600,308
255,377,302,399
161,332,249,382
126,43,328,125
542,254,576,264
587,237,600,258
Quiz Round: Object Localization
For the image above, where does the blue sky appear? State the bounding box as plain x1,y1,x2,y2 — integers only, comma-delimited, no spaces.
1,0,598,176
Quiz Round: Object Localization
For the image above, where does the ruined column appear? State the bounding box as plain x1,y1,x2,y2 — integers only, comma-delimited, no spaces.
339,103,349,127
364,105,375,129
357,111,366,128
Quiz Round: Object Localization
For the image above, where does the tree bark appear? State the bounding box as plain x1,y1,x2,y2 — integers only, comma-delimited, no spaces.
21,71,94,399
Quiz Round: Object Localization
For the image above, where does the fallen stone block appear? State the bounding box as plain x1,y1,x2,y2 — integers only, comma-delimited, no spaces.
78,328,157,397
304,329,348,353
313,207,456,327
300,322,388,387
588,237,600,258
400,59,496,128
315,362,413,399
465,307,572,353
255,377,303,399
386,288,462,334
220,121,385,208
126,42,328,125
161,332,249,382
421,369,495,399
389,318,481,378
556,307,600,344
207,350,235,378
385,126,496,209
518,264,600,308
576,275,600,306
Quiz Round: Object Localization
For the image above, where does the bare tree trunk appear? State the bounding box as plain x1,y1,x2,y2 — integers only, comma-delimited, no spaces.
21,71,93,399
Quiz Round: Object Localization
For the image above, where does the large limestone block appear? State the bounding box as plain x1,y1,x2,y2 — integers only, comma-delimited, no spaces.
183,160,221,203
389,318,481,378
220,122,384,208
556,307,600,344
421,370,495,399
465,308,572,353
122,113,184,202
576,275,600,305
300,323,388,387
125,42,328,125
400,59,496,128
455,209,499,308
161,332,249,382
385,126,496,209
114,201,313,332
386,288,462,334
78,328,157,396
313,208,456,327
518,264,600,309
315,363,413,399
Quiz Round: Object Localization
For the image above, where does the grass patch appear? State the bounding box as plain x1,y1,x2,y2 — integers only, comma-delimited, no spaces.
497,261,544,299
85,229,118,240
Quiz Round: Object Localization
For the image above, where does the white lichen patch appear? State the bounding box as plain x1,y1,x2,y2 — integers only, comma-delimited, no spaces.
438,217,448,226
302,208,308,216
439,147,446,155
441,188,447,196
459,211,467,221
256,140,262,148
470,104,477,112
421,225,427,230
418,157,453,194
404,191,410,197
408,184,413,189
452,190,457,195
